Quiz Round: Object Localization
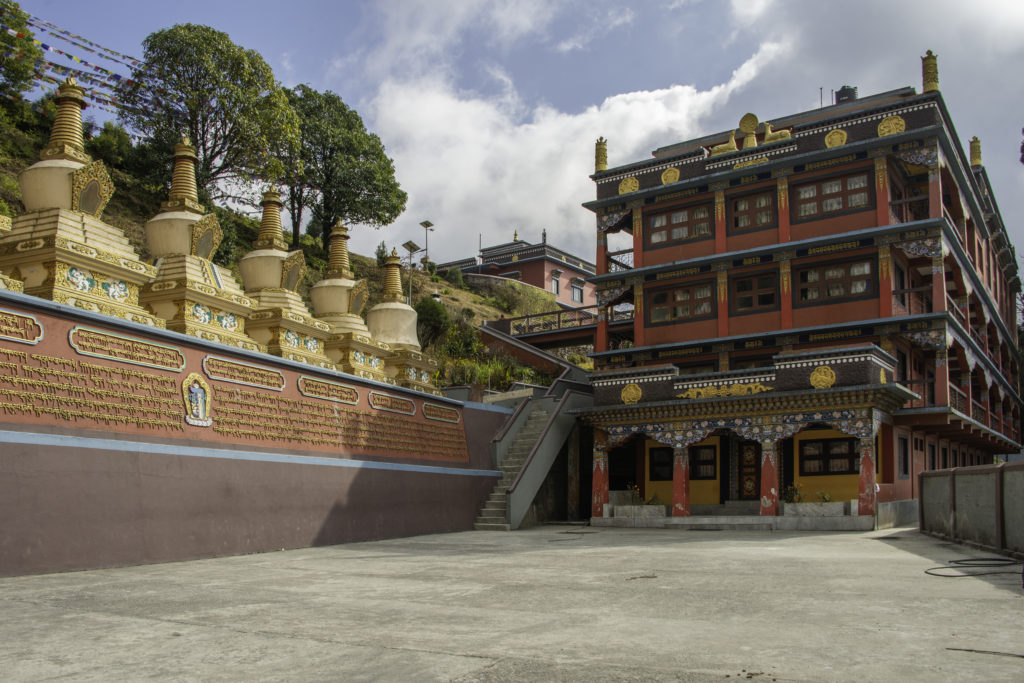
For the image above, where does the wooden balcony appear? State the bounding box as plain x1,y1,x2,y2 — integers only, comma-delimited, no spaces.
606,248,633,273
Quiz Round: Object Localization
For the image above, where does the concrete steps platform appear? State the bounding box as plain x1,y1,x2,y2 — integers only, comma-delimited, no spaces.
590,515,877,531
473,522,511,531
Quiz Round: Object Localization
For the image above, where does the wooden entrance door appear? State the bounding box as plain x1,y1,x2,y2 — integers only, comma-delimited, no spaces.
739,441,760,500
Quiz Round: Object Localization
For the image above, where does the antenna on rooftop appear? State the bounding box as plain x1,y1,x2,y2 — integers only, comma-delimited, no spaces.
819,87,823,108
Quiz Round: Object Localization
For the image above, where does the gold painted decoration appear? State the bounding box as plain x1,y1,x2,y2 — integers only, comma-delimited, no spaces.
620,383,642,404
874,157,888,190
190,214,223,259
922,50,938,92
824,129,847,148
776,176,788,210
969,136,981,167
762,122,791,143
809,365,837,388
677,382,772,399
661,167,680,185
733,156,767,170
70,161,115,219
182,372,213,427
595,137,608,172
618,177,639,194
280,251,307,291
880,369,887,384
709,131,738,156
877,116,906,138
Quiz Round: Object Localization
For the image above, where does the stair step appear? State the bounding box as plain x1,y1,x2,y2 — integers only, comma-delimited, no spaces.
474,522,511,531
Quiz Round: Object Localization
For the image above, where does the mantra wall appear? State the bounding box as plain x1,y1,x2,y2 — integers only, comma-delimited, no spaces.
0,291,506,576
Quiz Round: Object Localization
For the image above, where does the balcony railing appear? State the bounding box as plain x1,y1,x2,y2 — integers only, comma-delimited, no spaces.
505,307,600,336
606,248,634,272
949,384,968,413
901,379,935,409
971,399,987,424
892,286,932,315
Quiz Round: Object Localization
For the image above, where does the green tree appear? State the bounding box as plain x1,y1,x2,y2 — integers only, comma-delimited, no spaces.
0,1,42,100
117,24,298,203
281,84,406,243
414,295,451,350
85,121,132,167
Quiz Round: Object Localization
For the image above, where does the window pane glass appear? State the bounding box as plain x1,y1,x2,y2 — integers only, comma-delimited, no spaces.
651,215,666,227
822,180,842,194
825,267,844,279
736,279,753,292
798,203,817,217
735,199,749,211
822,197,843,212
671,210,687,223
802,270,819,283
800,287,819,300
694,222,710,235
850,262,871,276
756,194,772,208
737,295,753,309
757,292,775,306
671,226,688,239
695,285,711,299
693,206,709,219
850,280,868,294
797,185,816,199
674,289,690,301
674,305,689,318
848,192,868,207
653,292,668,304
651,230,667,243
757,275,774,288
803,442,822,456
695,301,711,315
755,210,772,224
651,307,669,322
804,459,821,473
826,283,845,297
735,215,750,228
847,174,868,189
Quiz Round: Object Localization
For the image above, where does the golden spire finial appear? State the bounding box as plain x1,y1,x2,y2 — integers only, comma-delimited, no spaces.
922,50,938,93
969,136,982,167
514,229,518,242
595,136,608,172
163,136,202,213
254,189,287,250
326,220,353,278
383,248,403,301
41,78,88,162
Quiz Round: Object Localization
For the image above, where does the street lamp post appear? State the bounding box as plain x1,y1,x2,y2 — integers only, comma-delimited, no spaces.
401,240,421,305
420,220,434,267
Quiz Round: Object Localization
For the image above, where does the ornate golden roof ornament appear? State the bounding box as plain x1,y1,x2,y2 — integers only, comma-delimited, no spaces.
513,229,518,242
595,137,608,172
253,189,288,251
162,136,203,214
709,130,738,156
969,136,982,167
620,383,642,404
326,220,353,279
41,77,90,163
739,113,759,149
922,49,938,93
382,248,404,301
809,365,837,389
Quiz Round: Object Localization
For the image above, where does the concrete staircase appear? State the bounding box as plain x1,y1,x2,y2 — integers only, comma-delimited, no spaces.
474,408,549,531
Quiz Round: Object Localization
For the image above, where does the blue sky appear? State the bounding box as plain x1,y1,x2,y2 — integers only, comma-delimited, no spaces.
17,0,1024,266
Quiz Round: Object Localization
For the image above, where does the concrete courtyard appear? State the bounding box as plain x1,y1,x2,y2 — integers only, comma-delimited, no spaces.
1,526,1022,681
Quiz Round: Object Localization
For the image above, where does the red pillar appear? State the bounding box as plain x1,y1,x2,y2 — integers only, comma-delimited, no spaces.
776,175,790,243
759,441,779,516
928,163,942,220
591,434,609,518
780,260,793,329
595,305,609,353
672,446,691,516
874,156,891,226
858,436,877,516
714,190,727,254
878,246,893,318
716,270,729,338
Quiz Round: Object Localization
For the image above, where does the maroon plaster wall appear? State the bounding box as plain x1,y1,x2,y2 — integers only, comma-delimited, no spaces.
0,441,496,577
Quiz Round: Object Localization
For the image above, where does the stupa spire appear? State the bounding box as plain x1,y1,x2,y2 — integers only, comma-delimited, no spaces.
969,136,982,168
922,50,938,93
41,78,89,163
326,220,353,278
595,137,608,173
254,189,287,250
162,137,203,213
383,248,404,301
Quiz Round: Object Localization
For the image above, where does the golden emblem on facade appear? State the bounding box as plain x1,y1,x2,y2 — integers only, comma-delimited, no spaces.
880,368,887,384
661,167,679,185
621,383,642,404
618,177,639,195
182,372,213,427
809,365,837,389
877,115,906,138
824,129,847,148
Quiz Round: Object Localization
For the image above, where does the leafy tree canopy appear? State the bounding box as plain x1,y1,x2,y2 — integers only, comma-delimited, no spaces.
117,23,298,204
282,84,406,243
0,1,43,100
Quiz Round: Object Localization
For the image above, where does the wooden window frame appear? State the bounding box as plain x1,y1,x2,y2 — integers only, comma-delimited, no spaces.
898,436,910,479
799,437,859,476
570,283,584,303
727,189,777,235
793,256,876,307
689,445,716,480
791,169,874,224
647,280,716,325
729,270,779,315
645,201,714,249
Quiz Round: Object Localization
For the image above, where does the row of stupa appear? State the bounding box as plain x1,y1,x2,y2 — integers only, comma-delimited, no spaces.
0,78,438,394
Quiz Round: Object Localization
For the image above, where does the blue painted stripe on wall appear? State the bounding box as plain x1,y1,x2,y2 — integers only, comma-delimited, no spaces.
0,429,501,478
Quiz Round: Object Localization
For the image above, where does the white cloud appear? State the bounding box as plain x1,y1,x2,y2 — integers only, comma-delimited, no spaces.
352,41,789,263
555,7,635,53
